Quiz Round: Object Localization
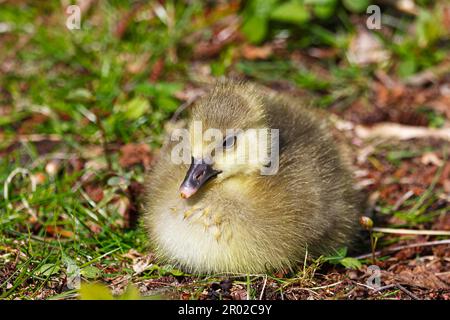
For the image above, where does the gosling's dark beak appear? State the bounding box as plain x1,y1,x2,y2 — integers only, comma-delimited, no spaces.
180,160,221,199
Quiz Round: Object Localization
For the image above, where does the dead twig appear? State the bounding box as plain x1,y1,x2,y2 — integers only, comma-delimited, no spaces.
372,228,450,236
308,281,343,291
371,284,397,293
363,282,419,300
355,123,450,141
17,134,62,143
354,239,450,260
396,284,420,300
392,190,415,211
404,61,450,86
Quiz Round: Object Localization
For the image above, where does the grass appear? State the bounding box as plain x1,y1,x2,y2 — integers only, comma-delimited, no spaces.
1,1,449,300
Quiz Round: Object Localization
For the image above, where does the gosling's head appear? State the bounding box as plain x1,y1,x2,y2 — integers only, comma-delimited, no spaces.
179,81,275,199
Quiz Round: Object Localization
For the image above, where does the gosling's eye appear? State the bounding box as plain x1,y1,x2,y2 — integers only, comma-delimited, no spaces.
223,135,236,149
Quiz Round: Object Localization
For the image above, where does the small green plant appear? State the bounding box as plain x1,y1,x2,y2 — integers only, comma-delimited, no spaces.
322,247,362,269
241,0,371,44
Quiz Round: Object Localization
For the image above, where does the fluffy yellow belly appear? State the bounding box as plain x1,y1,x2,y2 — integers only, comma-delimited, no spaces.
151,203,242,273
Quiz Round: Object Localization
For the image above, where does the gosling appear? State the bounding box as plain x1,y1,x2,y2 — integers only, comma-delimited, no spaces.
144,81,361,274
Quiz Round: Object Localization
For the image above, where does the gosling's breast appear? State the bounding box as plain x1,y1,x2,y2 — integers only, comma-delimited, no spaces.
151,199,237,272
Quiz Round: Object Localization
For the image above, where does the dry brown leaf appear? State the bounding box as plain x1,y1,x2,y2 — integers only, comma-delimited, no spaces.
45,226,74,238
114,2,146,39
307,47,339,59
355,123,450,141
18,114,48,134
394,265,450,290
440,162,450,193
31,172,46,185
241,44,273,60
86,221,102,234
68,157,85,173
230,284,247,300
108,195,139,229
110,195,130,225
433,214,450,231
421,152,443,166
192,17,240,59
122,249,143,261
347,28,389,65
84,183,104,202
132,254,155,275
149,57,164,83
119,143,152,168
125,52,151,75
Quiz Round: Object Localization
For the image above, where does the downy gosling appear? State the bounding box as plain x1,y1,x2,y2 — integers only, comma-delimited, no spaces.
144,81,361,274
